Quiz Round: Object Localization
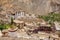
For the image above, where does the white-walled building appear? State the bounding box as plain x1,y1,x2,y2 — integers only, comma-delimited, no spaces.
54,22,60,31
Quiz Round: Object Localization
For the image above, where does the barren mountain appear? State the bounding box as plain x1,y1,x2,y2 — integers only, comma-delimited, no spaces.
0,0,60,15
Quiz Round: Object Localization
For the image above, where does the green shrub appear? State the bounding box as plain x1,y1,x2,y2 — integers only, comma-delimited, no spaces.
0,16,15,30
4,24,11,29
38,12,60,24
0,24,11,31
0,24,4,31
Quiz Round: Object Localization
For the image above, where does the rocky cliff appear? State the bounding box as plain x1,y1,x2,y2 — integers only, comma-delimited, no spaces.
0,0,60,15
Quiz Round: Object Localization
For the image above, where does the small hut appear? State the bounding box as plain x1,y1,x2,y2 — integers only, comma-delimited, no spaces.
13,20,24,29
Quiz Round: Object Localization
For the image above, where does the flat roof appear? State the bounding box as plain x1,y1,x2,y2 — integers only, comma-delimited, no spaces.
13,20,24,23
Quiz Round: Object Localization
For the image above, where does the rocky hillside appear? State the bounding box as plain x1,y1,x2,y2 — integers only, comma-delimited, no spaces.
0,0,60,15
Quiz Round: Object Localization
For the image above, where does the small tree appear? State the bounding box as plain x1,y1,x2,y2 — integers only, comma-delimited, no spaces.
11,17,14,25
